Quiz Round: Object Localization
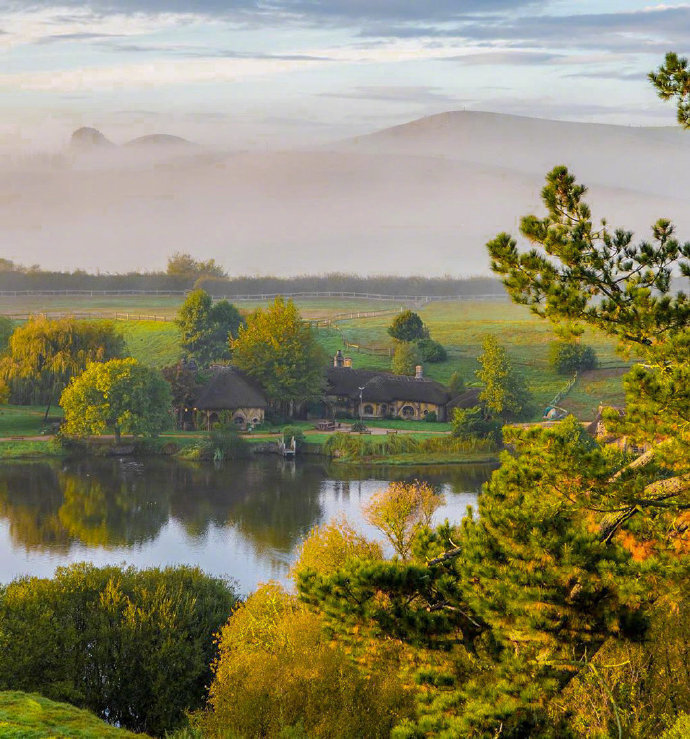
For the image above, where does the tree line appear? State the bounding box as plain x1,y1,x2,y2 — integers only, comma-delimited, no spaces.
0,260,505,297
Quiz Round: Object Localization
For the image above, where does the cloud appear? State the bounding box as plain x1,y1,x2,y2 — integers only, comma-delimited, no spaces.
319,85,470,105
361,5,690,55
443,50,563,65
2,0,542,23
105,43,332,61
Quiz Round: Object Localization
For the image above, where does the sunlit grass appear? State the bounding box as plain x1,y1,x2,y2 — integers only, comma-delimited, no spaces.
0,691,146,738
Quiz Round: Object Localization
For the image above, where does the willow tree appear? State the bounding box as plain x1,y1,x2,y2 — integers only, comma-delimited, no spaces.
0,317,124,419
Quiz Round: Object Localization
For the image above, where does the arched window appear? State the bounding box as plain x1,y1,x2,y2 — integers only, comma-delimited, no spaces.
363,404,374,416
401,405,415,418
233,414,246,425
380,404,387,416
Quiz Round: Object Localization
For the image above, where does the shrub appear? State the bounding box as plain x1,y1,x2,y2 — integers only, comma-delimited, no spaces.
291,517,383,580
199,427,249,461
0,563,237,736
452,405,502,442
282,425,306,450
351,420,368,432
424,411,438,422
203,583,413,738
416,338,447,363
548,341,598,374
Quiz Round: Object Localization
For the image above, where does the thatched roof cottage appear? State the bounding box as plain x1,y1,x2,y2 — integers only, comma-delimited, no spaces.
195,366,268,430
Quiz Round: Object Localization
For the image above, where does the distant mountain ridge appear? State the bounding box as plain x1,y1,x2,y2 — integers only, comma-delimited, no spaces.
5,110,690,275
70,127,194,150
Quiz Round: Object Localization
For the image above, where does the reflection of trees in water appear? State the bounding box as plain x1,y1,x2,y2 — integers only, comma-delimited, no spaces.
0,458,494,557
168,459,325,554
0,463,68,551
0,460,170,552
321,462,496,498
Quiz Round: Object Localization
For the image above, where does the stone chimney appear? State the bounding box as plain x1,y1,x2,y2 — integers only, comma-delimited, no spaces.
415,365,423,380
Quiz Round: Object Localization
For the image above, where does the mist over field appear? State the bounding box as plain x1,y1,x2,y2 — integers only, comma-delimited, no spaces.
2,111,690,276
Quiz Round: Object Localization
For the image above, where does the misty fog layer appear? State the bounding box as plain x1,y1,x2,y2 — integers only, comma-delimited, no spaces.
2,111,690,276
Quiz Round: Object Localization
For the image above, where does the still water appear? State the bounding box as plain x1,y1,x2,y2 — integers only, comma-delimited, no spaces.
0,456,495,595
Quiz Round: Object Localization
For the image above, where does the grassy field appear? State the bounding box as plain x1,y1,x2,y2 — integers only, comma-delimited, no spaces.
0,691,146,738
119,321,183,368
0,404,62,437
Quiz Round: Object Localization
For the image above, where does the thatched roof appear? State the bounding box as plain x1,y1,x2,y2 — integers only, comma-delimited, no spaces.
326,366,450,405
447,387,481,410
195,367,268,410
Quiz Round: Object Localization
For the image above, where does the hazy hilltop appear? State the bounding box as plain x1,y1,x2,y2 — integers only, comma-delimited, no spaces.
1,113,689,275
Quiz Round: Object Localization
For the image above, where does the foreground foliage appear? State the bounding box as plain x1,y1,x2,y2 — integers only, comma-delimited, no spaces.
0,564,237,736
201,583,413,738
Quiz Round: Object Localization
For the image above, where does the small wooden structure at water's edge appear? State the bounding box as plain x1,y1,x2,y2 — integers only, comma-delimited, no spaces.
279,436,297,457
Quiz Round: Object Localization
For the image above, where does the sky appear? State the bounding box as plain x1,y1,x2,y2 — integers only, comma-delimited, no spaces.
0,0,688,149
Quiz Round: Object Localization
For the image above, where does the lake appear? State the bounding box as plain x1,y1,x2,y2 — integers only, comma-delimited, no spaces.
0,456,495,595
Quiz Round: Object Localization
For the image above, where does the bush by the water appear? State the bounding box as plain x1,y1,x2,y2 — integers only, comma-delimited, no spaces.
451,405,503,442
282,425,306,450
0,563,237,736
548,341,598,374
198,427,249,461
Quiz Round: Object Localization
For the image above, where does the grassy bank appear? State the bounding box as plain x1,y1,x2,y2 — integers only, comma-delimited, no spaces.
0,439,63,459
323,431,498,465
0,691,146,738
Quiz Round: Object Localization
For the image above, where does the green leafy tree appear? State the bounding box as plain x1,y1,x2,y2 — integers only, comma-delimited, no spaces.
176,289,243,366
548,340,598,375
231,297,326,415
391,340,420,376
387,310,428,342
166,252,226,279
476,335,532,420
60,358,171,442
0,317,124,419
0,563,237,736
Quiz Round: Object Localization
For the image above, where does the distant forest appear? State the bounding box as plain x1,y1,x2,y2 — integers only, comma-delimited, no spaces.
0,259,506,297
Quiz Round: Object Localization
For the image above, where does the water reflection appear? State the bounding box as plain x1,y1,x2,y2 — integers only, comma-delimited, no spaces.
0,457,495,593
